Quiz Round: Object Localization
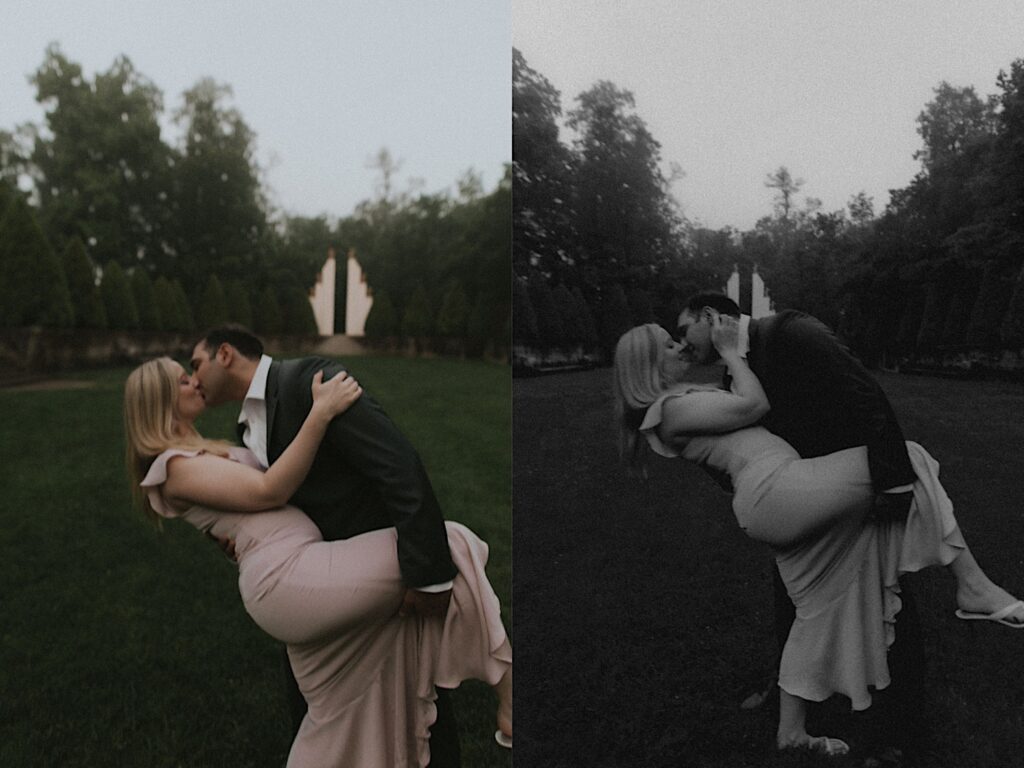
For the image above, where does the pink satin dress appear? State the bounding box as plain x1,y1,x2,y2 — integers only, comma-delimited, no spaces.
641,391,964,710
142,446,511,767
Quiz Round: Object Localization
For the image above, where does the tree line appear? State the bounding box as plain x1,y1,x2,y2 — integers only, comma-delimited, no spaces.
0,45,508,355
513,48,1024,368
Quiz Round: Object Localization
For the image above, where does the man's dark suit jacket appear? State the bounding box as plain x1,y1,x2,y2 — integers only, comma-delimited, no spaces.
261,356,457,588
746,310,915,490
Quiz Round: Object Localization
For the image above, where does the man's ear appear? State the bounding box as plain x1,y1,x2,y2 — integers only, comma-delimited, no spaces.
216,343,234,367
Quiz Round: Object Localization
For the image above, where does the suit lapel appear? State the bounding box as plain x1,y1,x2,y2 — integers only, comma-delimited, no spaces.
265,360,281,457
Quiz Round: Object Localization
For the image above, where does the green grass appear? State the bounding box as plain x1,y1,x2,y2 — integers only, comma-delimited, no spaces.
0,357,510,768
513,369,1024,767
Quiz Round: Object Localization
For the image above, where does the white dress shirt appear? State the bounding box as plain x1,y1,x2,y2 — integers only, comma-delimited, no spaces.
238,354,273,469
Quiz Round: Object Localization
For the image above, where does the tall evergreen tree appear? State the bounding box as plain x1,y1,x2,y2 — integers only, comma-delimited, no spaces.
153,277,181,332
131,269,162,331
401,286,434,339
0,196,73,327
100,261,139,330
364,290,398,339
62,236,107,328
436,281,470,338
196,274,228,330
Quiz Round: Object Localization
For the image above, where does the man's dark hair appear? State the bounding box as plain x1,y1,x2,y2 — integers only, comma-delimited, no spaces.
682,292,741,319
201,324,264,360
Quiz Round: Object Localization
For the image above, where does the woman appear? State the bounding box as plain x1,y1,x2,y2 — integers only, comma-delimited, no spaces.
613,317,1022,757
124,357,512,767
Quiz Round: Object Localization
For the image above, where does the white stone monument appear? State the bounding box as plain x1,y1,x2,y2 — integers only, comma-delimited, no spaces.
308,249,336,336
345,250,374,337
723,265,774,319
751,266,774,319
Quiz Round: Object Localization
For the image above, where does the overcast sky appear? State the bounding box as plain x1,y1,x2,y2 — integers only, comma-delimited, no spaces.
2,0,510,221
514,0,1024,231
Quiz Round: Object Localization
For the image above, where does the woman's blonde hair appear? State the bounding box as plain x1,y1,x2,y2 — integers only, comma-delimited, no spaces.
612,324,675,475
123,357,231,524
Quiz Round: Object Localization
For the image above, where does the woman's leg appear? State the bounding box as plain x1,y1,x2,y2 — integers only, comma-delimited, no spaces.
495,666,513,742
950,544,1024,623
777,689,849,756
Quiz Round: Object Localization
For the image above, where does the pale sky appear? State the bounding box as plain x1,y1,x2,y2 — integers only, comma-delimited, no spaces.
2,0,510,221
513,0,1024,231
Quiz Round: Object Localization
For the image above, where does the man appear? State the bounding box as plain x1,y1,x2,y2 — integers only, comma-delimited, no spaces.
677,293,926,765
190,324,462,767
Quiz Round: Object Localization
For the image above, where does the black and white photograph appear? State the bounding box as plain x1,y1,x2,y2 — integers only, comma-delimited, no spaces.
513,2,1024,766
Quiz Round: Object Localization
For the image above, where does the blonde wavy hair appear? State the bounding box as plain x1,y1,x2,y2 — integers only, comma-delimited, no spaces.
612,324,676,475
123,357,232,524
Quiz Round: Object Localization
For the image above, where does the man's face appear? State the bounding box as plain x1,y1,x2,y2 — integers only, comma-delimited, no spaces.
189,342,230,407
676,309,717,364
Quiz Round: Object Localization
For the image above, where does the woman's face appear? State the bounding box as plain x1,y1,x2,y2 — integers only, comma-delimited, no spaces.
171,361,205,424
656,328,694,383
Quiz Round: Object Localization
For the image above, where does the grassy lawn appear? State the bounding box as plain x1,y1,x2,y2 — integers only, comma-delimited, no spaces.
513,369,1024,767
0,356,510,768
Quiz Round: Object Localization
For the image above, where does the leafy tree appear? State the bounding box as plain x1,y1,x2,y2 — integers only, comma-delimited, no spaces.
100,260,139,330
364,290,398,339
62,237,107,328
513,49,576,282
29,45,174,270
172,79,269,294
764,166,805,222
914,82,997,172
401,285,434,339
567,80,684,302
196,274,228,330
131,269,162,331
0,196,73,327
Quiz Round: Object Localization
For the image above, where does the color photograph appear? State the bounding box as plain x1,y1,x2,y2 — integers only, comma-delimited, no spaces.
1,2,511,766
